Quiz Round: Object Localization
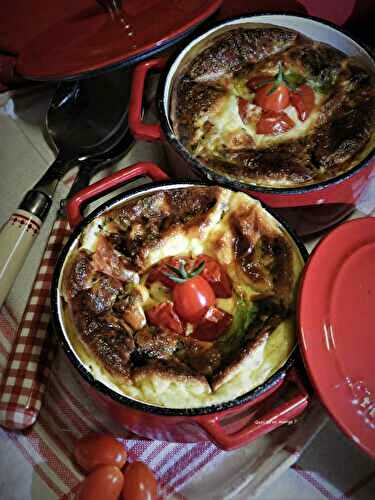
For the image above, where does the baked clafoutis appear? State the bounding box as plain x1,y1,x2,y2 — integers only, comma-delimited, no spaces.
170,25,375,187
61,187,304,408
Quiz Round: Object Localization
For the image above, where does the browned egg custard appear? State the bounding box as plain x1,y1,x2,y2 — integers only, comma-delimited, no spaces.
61,187,304,408
170,25,375,187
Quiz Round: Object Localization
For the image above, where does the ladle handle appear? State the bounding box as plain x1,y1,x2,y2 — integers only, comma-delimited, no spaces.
0,191,51,309
129,57,167,141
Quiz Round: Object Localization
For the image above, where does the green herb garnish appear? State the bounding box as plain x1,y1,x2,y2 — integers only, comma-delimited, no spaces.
164,260,205,284
266,62,306,95
216,296,258,357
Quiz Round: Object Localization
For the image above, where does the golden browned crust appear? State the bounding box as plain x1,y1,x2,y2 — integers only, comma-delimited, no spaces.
63,187,300,406
172,26,375,187
187,27,297,82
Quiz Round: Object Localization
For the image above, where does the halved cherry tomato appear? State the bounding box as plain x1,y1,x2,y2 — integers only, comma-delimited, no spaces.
256,110,295,135
194,255,232,298
254,83,290,112
146,256,192,288
122,461,158,500
192,306,232,341
246,75,273,91
77,465,124,500
173,275,215,323
146,302,183,334
238,97,249,123
74,433,127,472
290,84,315,121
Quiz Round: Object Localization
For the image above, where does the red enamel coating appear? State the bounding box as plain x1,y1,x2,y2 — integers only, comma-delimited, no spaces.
162,138,374,236
128,8,375,235
196,369,309,449
13,0,222,80
66,162,169,228
129,58,167,141
82,367,308,449
299,217,375,460
61,162,310,449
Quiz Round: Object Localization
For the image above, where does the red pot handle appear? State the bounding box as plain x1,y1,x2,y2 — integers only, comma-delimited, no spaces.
129,57,168,141
198,368,309,450
66,162,169,228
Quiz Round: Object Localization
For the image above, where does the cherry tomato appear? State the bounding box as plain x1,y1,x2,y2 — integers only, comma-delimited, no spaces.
146,256,192,288
290,84,315,121
246,75,273,91
74,433,127,473
192,306,232,341
122,461,158,500
238,97,249,123
146,302,183,334
254,82,290,112
194,255,232,298
173,275,215,323
76,465,124,500
256,110,295,135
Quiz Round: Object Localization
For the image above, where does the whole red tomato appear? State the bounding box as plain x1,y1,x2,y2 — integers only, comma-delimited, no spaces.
76,465,124,500
254,83,290,112
173,275,215,323
256,110,295,135
74,434,127,472
122,461,158,500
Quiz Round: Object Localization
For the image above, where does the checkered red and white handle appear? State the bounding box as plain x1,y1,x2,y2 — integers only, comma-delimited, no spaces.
0,218,70,430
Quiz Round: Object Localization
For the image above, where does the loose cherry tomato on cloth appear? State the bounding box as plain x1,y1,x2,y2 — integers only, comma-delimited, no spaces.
76,465,124,500
256,110,295,135
290,84,315,121
192,306,232,341
254,82,290,112
238,97,249,123
146,302,183,334
122,461,158,500
173,275,215,323
194,255,232,298
74,434,127,472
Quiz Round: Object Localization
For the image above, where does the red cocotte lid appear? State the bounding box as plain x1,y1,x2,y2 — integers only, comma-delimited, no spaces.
299,217,375,459
11,0,222,81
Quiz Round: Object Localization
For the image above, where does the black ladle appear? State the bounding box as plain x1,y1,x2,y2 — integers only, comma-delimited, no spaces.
0,67,132,307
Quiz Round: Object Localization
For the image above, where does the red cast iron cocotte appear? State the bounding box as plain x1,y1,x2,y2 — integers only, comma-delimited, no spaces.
51,162,310,450
128,13,375,236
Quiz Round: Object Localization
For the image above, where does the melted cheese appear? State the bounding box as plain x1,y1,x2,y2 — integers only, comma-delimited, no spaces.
201,87,324,155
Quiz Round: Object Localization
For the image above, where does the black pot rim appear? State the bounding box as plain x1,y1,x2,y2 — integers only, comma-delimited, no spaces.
51,179,308,418
156,11,375,195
